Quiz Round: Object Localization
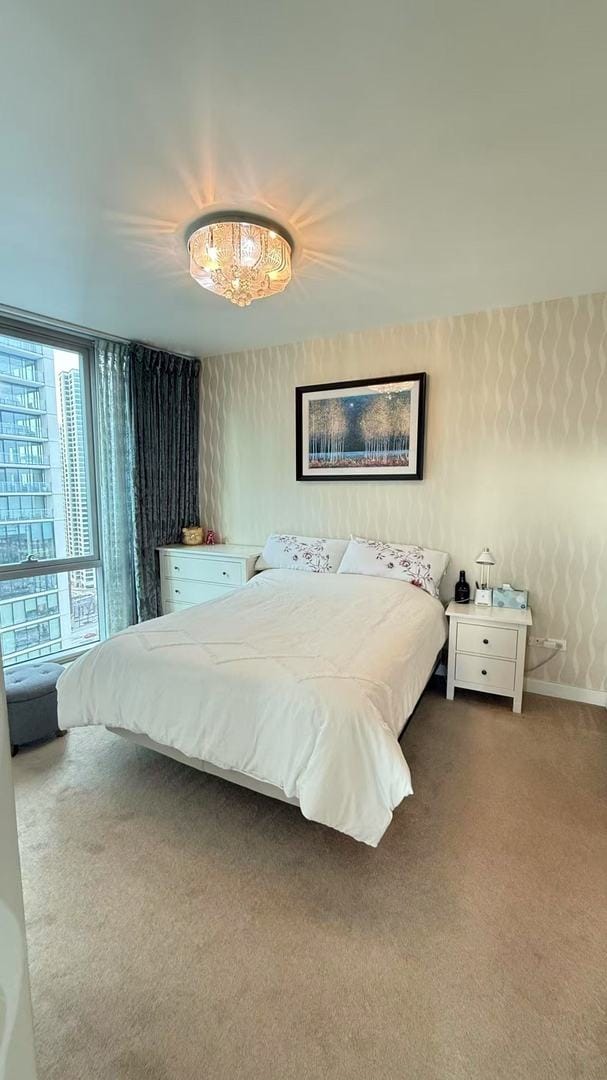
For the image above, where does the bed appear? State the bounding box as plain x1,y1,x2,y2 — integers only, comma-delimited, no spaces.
57,566,447,846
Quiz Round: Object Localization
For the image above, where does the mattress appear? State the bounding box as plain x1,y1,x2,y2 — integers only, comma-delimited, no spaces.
57,569,447,845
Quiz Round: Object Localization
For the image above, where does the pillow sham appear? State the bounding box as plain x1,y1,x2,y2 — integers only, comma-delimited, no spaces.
337,536,449,597
256,534,348,574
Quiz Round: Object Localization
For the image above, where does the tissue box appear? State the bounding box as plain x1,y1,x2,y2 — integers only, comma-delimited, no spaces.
492,587,528,610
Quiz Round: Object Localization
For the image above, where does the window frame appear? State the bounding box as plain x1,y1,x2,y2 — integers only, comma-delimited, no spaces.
0,316,104,662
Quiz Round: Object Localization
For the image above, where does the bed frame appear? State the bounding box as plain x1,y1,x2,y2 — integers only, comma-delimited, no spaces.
107,652,443,808
108,727,300,805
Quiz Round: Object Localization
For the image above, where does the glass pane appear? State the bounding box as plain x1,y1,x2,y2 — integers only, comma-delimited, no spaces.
0,333,93,566
0,568,100,665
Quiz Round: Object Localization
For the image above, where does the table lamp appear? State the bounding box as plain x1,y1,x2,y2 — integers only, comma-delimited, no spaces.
475,548,496,605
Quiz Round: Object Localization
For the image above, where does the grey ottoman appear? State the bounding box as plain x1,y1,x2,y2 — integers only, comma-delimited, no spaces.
6,661,65,756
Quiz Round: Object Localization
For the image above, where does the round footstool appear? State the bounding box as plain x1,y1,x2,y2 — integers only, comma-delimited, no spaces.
6,661,65,756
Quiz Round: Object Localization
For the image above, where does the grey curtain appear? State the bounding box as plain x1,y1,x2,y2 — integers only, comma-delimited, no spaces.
95,340,137,635
129,343,200,621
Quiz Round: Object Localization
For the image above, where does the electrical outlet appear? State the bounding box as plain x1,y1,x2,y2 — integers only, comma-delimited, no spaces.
529,636,567,651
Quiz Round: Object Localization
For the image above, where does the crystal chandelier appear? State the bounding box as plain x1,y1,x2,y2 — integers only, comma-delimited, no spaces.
187,213,293,307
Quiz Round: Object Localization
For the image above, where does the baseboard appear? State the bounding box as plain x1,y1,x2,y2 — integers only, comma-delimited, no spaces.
429,662,604,707
524,678,606,707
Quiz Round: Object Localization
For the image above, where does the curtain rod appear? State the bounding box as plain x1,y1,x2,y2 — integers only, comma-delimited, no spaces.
0,303,198,360
0,302,129,344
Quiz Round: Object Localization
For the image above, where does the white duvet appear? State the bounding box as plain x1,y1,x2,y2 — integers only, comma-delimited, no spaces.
58,570,446,846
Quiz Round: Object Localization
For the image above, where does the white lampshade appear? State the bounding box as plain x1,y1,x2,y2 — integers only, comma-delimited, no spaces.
475,548,496,566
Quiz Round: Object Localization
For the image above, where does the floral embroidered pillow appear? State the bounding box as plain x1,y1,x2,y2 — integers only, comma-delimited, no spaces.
256,534,348,574
337,537,449,597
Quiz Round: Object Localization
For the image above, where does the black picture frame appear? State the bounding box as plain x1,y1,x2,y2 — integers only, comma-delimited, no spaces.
295,372,426,482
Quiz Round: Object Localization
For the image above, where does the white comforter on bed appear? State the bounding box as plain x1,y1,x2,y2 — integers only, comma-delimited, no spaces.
58,569,446,846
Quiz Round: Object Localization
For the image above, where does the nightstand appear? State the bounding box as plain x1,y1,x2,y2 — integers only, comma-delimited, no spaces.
445,600,532,713
157,544,261,614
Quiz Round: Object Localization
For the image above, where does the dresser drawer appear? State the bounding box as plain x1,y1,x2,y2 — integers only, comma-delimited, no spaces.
456,622,518,660
162,600,192,615
161,579,237,606
455,653,516,692
161,552,244,587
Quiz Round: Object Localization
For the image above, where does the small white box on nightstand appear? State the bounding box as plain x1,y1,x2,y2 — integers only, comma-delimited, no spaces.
474,587,492,606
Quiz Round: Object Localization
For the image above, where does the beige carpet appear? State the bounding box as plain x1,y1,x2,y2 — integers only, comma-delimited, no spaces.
13,683,607,1080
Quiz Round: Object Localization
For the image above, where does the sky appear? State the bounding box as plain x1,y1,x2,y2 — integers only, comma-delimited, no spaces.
53,348,80,374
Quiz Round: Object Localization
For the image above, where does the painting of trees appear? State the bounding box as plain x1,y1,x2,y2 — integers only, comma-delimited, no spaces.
359,391,410,464
360,395,392,462
300,373,424,480
308,397,348,463
390,393,411,455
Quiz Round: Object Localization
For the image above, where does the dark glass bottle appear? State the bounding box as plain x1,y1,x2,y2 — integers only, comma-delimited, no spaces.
454,570,470,604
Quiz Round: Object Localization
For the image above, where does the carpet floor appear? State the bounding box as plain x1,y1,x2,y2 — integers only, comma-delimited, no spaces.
13,683,607,1080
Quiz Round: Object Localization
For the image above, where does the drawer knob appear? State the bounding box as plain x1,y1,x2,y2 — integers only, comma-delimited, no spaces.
483,638,489,645
222,570,228,576
481,669,487,676
174,566,180,571
175,589,180,595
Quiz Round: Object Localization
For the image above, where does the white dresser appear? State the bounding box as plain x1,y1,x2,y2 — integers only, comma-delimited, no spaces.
445,600,532,713
158,544,261,614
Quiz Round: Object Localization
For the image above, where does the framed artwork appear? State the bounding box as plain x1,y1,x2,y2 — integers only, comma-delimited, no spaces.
296,372,426,481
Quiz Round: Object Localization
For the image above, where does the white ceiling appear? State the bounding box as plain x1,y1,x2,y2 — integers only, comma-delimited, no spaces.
2,0,607,357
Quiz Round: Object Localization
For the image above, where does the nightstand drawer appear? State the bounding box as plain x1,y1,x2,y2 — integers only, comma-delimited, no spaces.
161,579,237,606
161,552,244,586
455,653,516,691
456,622,518,660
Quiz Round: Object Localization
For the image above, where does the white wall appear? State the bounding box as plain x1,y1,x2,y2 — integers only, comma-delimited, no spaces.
0,672,38,1080
201,291,607,696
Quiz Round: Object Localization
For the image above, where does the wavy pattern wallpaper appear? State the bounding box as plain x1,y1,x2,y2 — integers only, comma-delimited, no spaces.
201,292,607,696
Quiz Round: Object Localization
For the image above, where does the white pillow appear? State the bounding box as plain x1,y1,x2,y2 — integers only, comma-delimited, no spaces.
337,537,449,597
256,534,348,574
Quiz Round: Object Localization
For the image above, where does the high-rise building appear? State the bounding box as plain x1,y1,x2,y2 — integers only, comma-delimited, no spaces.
0,335,69,663
57,368,95,592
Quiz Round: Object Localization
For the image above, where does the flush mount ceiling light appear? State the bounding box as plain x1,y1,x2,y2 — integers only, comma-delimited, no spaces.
186,212,293,307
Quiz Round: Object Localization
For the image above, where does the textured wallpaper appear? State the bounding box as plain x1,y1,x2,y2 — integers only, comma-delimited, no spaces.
201,292,607,693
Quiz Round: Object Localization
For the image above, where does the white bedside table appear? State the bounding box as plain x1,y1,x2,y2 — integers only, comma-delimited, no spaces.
445,600,532,713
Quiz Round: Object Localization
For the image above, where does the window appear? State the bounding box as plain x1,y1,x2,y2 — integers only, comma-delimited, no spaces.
0,326,102,666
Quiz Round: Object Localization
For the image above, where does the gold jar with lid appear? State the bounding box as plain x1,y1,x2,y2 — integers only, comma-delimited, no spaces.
182,525,204,546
